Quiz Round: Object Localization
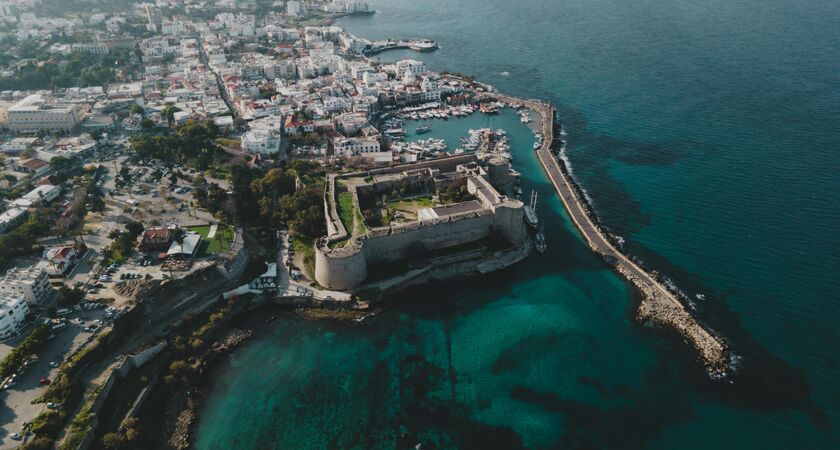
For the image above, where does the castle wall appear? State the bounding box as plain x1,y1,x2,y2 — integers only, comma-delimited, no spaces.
493,202,528,245
315,243,368,290
361,212,496,264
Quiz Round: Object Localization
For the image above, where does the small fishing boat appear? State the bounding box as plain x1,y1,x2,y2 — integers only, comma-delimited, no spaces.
535,229,547,254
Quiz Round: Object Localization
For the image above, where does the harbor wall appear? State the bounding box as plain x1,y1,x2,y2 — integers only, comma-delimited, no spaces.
509,93,730,376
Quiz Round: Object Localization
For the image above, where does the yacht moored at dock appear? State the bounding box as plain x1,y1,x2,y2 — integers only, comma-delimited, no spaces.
524,190,539,229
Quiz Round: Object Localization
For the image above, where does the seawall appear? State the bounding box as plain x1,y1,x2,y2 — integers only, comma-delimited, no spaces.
490,93,730,376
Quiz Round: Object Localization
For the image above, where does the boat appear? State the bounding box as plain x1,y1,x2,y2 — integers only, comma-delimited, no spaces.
535,229,547,254
524,190,539,229
416,124,432,134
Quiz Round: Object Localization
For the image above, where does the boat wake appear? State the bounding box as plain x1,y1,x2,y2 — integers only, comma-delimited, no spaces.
500,71,511,76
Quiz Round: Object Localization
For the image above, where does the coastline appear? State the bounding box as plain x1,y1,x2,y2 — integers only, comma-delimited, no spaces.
486,91,730,377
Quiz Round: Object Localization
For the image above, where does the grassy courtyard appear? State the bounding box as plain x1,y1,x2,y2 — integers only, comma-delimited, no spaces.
189,224,235,257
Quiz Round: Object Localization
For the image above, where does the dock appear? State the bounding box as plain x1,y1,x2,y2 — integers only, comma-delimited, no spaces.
363,39,439,55
490,93,730,376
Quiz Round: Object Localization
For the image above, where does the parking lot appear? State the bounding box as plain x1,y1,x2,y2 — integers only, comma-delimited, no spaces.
0,307,112,449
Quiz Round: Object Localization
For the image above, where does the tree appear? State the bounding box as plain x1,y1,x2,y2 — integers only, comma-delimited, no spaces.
101,432,125,450
128,104,145,116
58,286,85,307
140,118,155,130
49,156,78,173
20,148,36,159
304,132,320,145
162,103,178,126
21,437,54,450
125,220,145,237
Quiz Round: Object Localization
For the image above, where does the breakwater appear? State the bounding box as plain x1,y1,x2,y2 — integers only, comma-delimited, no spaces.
490,93,730,376
362,39,439,55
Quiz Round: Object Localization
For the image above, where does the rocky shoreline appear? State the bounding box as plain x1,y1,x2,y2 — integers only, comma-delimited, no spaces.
492,92,730,377
168,328,254,449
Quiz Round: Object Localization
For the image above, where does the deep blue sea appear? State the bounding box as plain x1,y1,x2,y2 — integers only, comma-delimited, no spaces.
195,1,840,448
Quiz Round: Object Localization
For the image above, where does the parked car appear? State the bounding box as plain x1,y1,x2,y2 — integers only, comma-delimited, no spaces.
39,378,51,386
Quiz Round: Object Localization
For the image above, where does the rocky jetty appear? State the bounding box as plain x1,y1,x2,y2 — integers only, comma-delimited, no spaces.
494,92,730,376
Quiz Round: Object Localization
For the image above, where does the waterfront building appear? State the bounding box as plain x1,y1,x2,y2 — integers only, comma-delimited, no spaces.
332,136,381,157
396,59,427,78
0,265,52,305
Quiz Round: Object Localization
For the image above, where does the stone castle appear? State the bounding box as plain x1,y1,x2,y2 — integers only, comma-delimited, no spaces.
315,155,529,291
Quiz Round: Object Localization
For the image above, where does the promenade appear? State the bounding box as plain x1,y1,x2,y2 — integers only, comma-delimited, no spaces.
493,93,729,376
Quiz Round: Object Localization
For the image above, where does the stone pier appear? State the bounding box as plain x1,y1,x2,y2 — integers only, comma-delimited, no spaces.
488,92,729,376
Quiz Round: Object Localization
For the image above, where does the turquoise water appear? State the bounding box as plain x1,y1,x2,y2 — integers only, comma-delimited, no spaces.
196,1,840,448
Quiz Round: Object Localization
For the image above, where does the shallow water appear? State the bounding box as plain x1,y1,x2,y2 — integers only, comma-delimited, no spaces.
195,1,840,448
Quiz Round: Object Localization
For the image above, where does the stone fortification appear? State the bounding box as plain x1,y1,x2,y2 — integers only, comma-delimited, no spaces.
315,156,528,290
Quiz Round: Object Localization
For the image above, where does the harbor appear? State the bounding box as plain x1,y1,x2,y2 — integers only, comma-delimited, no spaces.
486,92,731,376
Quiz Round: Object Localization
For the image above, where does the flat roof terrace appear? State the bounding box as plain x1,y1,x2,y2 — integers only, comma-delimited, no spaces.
418,200,483,220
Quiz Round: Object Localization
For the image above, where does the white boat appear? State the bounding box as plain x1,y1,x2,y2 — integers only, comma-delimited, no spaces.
535,229,547,254
524,190,539,229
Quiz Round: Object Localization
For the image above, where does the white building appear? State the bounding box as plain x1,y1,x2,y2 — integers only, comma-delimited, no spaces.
396,59,426,78
333,136,381,156
10,185,61,209
241,128,284,156
421,75,442,101
71,43,109,54
0,208,27,235
0,137,39,155
42,246,80,276
0,293,29,339
8,94,84,133
0,265,52,305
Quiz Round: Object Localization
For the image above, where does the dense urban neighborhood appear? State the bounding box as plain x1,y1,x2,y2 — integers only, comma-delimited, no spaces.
0,1,553,448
